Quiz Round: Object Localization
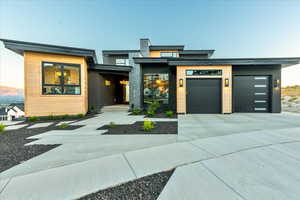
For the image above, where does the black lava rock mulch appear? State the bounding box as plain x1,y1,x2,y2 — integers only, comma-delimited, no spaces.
79,169,174,200
98,121,177,135
0,123,83,173
129,112,177,119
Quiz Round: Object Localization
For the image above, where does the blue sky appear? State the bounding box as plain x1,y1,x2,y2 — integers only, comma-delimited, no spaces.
0,0,300,88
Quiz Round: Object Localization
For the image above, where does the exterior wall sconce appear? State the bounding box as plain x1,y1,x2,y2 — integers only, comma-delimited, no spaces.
179,78,184,87
274,79,280,88
224,78,229,87
105,80,111,86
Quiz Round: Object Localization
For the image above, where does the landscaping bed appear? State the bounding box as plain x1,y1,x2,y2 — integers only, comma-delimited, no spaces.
99,121,177,135
0,123,83,173
16,114,96,124
79,169,174,200
129,112,177,119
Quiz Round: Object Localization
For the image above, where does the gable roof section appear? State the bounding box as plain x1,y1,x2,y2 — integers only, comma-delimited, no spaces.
0,39,98,65
134,57,300,67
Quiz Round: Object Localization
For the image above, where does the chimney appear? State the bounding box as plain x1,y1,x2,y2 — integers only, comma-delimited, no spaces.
140,38,151,57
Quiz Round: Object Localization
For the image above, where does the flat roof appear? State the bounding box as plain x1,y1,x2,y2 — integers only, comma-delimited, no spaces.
179,50,215,57
102,50,140,56
149,45,184,51
0,39,98,65
133,57,300,67
89,64,132,72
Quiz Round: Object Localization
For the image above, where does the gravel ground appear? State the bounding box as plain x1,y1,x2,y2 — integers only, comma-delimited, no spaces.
79,169,174,200
99,121,177,135
282,96,300,113
0,123,82,172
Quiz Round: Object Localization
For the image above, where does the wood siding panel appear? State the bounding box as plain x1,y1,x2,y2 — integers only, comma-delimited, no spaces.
176,66,232,114
24,52,88,117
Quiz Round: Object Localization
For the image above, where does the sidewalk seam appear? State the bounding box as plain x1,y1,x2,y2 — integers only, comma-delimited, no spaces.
0,178,12,195
201,163,248,200
122,153,137,178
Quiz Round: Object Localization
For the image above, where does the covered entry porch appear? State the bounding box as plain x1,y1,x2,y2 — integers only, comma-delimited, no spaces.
88,64,131,112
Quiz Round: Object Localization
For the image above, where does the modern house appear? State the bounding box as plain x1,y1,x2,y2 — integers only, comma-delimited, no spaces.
0,103,24,121
1,38,300,116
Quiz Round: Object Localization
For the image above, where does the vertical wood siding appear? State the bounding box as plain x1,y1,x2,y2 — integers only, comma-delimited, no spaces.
176,66,232,114
24,52,88,117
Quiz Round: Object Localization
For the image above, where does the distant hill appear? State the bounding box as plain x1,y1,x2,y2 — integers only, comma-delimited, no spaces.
0,85,24,104
282,85,300,97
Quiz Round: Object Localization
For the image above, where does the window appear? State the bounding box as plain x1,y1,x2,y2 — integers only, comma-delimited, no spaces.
42,62,81,95
116,58,129,66
186,70,222,76
160,52,178,57
144,73,169,104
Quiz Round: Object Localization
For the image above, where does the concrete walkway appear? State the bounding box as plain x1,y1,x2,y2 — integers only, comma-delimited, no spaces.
1,111,300,199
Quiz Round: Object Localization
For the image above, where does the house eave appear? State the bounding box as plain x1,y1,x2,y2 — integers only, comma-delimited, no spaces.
0,38,98,65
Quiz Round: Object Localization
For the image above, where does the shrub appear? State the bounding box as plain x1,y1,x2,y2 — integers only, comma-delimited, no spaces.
0,123,6,132
76,114,84,118
61,114,70,120
132,109,142,115
148,101,160,112
46,115,55,120
58,123,69,129
146,109,155,117
288,96,298,102
165,110,174,117
143,120,155,131
108,122,116,128
28,116,39,122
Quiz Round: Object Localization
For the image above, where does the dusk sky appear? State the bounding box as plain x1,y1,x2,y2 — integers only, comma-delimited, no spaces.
0,0,300,88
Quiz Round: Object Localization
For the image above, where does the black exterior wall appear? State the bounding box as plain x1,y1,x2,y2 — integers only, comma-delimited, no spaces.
141,63,177,111
232,65,281,113
88,71,116,111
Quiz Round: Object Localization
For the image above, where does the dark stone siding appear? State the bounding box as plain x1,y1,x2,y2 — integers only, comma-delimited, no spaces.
232,65,282,113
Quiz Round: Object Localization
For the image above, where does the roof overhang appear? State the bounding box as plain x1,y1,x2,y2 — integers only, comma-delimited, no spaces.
89,64,132,72
0,39,98,65
102,50,140,56
179,50,215,58
133,57,300,68
149,45,184,51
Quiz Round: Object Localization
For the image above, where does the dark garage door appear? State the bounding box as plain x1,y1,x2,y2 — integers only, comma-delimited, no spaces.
186,78,222,114
233,76,270,112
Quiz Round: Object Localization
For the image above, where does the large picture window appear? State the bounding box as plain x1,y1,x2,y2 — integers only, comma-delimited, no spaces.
42,62,81,95
144,73,169,104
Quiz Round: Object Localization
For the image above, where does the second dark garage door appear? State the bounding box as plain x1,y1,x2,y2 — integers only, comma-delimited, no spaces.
233,76,270,112
186,78,222,114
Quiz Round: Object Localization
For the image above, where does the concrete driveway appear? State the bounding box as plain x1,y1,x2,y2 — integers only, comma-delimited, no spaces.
178,112,300,141
1,111,300,199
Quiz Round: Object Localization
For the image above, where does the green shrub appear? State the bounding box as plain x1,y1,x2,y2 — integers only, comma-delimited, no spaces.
132,109,142,115
58,123,69,129
76,114,84,118
288,96,298,102
108,122,116,128
0,123,6,132
46,115,55,120
61,114,70,120
28,116,39,122
165,110,174,117
148,101,160,112
146,109,155,117
143,120,155,131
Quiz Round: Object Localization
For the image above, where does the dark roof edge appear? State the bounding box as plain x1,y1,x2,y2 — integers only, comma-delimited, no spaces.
133,57,168,64
0,38,98,64
89,64,132,72
149,45,184,51
179,50,215,54
102,50,140,55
